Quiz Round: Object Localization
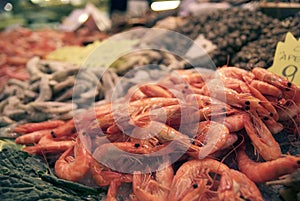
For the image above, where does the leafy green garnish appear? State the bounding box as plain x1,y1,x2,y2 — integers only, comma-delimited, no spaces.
0,147,106,200
0,139,23,151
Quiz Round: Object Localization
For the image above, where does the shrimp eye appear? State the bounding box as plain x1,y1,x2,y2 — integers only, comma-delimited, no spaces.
245,101,250,105
245,106,250,110
134,143,140,148
287,82,292,87
82,132,86,136
285,87,290,91
184,85,189,89
297,160,300,164
269,113,273,117
263,116,269,121
51,131,57,138
192,183,198,189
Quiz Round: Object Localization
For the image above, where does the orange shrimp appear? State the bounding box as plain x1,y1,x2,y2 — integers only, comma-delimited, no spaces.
264,96,300,134
15,119,76,144
92,141,170,181
131,121,190,146
97,97,180,133
215,113,246,132
38,132,77,144
249,79,282,97
90,113,115,132
125,85,147,101
13,120,65,134
128,97,180,115
196,104,237,121
94,141,165,155
90,158,132,187
218,169,263,201
15,129,53,144
106,123,127,135
130,104,182,127
252,67,300,103
4,66,30,80
276,100,300,121
177,105,237,125
94,102,112,117
6,56,28,66
252,67,290,90
292,86,300,105
247,83,279,121
217,66,255,81
262,116,284,134
172,69,207,84
186,94,237,118
132,120,231,159
138,83,174,98
132,162,174,201
50,119,76,138
221,76,251,94
186,121,231,158
106,181,121,201
133,103,236,128
54,138,91,182
23,140,75,155
180,180,207,201
186,94,226,109
84,102,112,121
203,86,269,117
168,159,230,201
209,134,238,158
243,112,282,161
237,146,300,183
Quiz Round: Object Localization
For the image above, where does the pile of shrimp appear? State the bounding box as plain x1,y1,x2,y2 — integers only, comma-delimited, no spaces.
13,66,300,200
0,27,107,88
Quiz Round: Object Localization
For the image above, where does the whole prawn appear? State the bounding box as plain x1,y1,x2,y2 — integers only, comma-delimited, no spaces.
185,120,231,159
167,159,230,201
13,120,65,134
243,112,282,161
23,140,75,155
252,67,300,104
219,169,263,201
15,119,75,144
237,145,300,183
132,161,174,201
54,138,91,182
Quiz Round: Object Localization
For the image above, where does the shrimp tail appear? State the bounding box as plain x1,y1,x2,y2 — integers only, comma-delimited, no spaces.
237,146,300,183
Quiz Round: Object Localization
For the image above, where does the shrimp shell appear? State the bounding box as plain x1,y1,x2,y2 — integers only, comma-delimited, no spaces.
54,138,91,181
237,146,300,183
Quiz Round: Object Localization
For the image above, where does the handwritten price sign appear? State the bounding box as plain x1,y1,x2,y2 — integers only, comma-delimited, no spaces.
268,32,300,86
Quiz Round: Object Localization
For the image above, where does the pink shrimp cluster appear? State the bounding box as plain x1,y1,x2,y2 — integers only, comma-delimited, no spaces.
14,66,300,201
0,27,108,88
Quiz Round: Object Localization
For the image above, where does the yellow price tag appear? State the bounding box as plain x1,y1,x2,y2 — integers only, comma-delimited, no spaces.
268,32,300,86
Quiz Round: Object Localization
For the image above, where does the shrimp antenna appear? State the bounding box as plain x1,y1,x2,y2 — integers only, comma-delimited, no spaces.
226,55,230,67
220,134,244,164
272,100,300,135
40,145,58,176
